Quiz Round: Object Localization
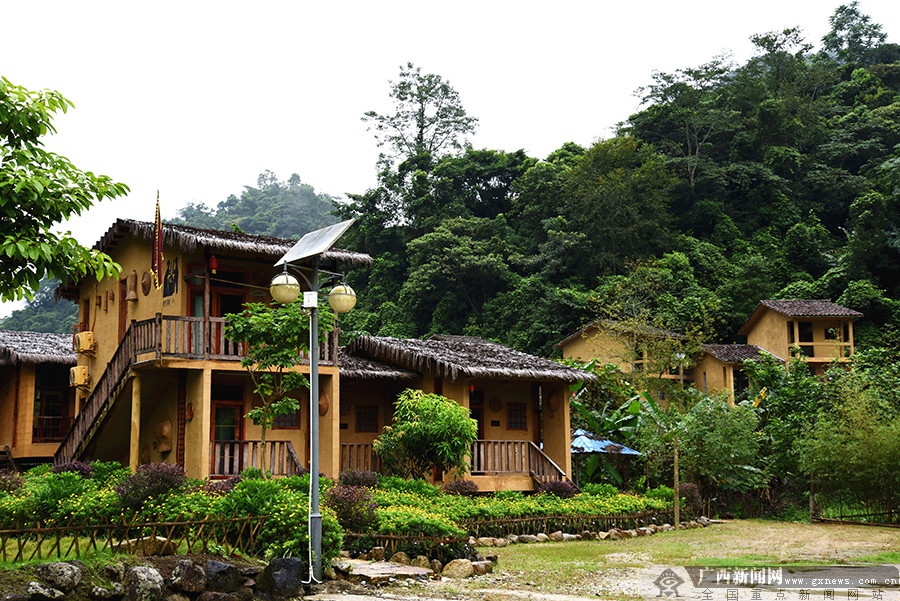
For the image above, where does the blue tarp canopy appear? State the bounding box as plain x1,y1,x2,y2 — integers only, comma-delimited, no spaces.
571,429,641,455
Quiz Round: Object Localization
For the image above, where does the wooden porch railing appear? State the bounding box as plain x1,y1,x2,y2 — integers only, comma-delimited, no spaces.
470,440,566,483
210,440,304,478
340,443,382,473
338,440,568,485
32,417,73,443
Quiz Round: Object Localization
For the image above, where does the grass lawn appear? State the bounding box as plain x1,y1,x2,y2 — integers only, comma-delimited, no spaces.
407,520,900,600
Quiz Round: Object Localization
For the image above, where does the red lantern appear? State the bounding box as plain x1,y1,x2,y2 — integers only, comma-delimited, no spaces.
209,256,218,274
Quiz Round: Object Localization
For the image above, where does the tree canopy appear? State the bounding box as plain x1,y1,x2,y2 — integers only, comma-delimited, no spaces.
0,78,128,301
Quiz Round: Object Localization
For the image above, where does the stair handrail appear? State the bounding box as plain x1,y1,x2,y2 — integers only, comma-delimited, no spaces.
53,318,150,464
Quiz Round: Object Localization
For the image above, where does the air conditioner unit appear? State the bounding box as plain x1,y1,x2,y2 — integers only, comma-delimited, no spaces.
70,366,90,389
74,331,95,356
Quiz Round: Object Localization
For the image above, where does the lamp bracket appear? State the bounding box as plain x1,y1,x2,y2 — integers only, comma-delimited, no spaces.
282,263,344,293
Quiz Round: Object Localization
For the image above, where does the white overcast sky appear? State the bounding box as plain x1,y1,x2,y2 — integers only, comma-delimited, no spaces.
2,1,899,316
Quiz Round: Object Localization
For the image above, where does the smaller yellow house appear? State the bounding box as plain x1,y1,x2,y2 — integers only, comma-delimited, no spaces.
694,344,782,404
738,299,861,375
340,334,594,490
0,331,76,468
555,298,860,405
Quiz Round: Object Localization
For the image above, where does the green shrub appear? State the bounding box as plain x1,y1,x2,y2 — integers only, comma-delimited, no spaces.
216,477,283,517
376,505,464,538
582,483,619,497
491,490,524,501
378,476,440,498
30,471,96,523
259,489,342,562
645,485,674,501
89,461,129,486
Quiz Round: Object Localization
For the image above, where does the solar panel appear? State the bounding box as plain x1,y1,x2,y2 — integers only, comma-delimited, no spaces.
274,219,355,267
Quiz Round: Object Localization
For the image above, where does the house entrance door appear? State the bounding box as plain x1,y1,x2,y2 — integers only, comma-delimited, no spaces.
210,386,244,477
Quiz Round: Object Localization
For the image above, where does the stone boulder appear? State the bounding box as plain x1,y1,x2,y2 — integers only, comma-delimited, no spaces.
535,533,550,542
91,582,125,600
171,559,206,593
493,538,508,547
442,559,474,579
430,559,442,574
103,563,125,582
548,531,564,542
597,531,610,540
36,562,82,592
506,534,519,544
607,529,623,540
125,566,165,601
476,537,495,547
256,558,304,600
409,556,430,569
25,581,64,600
518,534,539,544
369,546,386,561
206,561,242,594
562,533,578,541
472,561,493,576
389,551,411,565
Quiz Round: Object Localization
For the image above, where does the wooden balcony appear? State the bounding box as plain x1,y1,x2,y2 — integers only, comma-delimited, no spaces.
210,440,304,478
32,416,73,443
134,313,339,364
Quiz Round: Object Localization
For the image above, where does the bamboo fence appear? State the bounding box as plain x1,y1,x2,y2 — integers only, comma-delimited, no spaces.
0,513,267,563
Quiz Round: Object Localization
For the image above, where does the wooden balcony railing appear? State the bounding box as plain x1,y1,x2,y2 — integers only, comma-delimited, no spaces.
470,440,566,483
794,340,853,360
340,443,382,473
210,440,304,478
32,416,73,443
134,314,338,364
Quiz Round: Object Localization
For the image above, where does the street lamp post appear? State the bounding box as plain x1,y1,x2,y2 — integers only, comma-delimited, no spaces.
269,219,356,581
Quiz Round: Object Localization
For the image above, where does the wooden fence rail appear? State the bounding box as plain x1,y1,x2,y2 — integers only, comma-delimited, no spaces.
0,514,268,563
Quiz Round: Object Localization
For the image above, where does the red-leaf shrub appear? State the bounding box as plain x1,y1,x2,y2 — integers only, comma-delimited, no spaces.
323,484,377,533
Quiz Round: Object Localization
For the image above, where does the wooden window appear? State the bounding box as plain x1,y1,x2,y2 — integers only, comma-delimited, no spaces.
273,407,300,429
507,402,527,430
355,406,378,433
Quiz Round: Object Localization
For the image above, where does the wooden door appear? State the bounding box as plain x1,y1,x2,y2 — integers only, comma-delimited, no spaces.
210,400,244,477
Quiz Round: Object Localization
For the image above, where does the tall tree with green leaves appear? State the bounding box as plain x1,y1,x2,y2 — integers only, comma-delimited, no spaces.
225,301,334,477
362,62,478,162
0,78,128,301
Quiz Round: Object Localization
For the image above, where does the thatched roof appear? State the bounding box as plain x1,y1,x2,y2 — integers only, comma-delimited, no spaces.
95,219,372,266
337,348,419,380
0,331,76,366
702,344,783,364
348,334,596,382
739,299,862,336
555,319,684,349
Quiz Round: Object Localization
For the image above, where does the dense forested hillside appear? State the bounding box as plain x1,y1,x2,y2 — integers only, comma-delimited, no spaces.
334,7,900,355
